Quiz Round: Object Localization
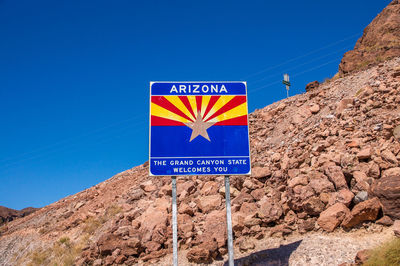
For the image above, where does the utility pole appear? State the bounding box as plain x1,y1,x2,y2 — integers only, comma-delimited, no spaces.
282,73,290,98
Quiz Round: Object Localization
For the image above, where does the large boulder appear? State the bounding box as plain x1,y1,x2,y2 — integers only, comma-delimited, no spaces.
370,173,400,219
317,203,350,232
341,198,381,228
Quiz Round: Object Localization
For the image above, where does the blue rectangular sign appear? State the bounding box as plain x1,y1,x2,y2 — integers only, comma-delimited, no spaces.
149,81,251,176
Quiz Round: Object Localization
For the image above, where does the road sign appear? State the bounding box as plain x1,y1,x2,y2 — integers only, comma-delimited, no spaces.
283,73,290,98
149,81,251,176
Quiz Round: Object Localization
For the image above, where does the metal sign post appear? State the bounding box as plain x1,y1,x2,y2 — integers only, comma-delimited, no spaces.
171,176,178,266
149,82,252,265
283,73,291,98
224,175,234,266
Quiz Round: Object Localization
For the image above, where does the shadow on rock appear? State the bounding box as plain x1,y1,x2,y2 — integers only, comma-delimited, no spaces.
224,240,302,266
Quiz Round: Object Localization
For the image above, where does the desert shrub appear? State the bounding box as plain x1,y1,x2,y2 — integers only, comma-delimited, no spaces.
365,237,400,266
25,235,89,266
82,204,122,235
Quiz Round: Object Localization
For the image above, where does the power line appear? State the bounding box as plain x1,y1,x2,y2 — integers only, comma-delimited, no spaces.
248,45,351,85
0,34,358,170
248,57,340,93
242,33,359,79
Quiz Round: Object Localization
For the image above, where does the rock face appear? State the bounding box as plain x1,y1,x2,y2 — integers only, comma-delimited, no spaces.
339,0,400,75
0,206,37,225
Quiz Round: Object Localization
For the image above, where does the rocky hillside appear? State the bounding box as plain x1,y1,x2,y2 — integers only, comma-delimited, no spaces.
339,0,400,75
0,206,37,225
1,2,400,264
0,57,399,265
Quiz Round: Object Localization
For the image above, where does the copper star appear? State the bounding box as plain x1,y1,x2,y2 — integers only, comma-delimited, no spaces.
185,111,215,142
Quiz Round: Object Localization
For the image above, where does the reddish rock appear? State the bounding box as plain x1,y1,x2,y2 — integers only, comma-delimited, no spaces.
138,200,168,243
200,181,219,195
394,125,400,141
309,104,320,114
376,215,394,226
370,173,400,219
298,218,316,233
252,167,271,179
202,211,227,248
305,81,320,92
239,202,258,217
317,203,350,232
352,171,371,191
342,198,381,229
238,238,255,252
303,196,325,216
382,167,400,179
178,214,194,238
394,220,400,237
232,191,254,205
187,247,211,264
97,233,121,256
288,174,308,188
324,165,348,189
250,188,266,200
336,98,354,116
381,149,399,165
178,203,194,216
257,198,283,223
197,195,221,213
357,147,372,160
354,249,371,265
328,189,355,207
144,241,161,252
309,177,335,194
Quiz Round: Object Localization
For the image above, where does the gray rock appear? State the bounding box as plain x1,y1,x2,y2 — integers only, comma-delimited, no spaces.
354,191,368,204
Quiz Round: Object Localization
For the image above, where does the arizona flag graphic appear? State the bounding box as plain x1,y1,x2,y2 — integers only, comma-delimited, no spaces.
149,82,251,176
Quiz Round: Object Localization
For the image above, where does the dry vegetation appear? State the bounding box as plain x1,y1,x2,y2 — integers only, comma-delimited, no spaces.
365,237,400,266
24,236,89,266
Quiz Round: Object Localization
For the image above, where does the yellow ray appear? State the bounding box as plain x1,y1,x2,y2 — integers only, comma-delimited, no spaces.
164,96,195,120
151,102,191,123
207,102,248,123
201,95,211,118
187,96,197,117
203,95,235,121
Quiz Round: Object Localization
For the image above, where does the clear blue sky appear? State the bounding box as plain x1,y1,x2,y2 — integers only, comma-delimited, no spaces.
0,0,391,209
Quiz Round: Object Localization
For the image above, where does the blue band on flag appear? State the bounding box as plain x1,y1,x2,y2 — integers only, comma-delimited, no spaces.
150,157,250,176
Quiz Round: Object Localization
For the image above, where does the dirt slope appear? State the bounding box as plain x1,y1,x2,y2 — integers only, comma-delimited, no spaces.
0,57,399,265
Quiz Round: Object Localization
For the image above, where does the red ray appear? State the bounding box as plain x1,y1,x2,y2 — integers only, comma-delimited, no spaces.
178,96,196,119
205,96,247,122
196,96,202,114
151,115,185,126
214,115,248,126
203,96,220,119
152,96,194,122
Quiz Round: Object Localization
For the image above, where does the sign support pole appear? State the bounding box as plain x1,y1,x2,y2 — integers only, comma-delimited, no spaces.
224,175,234,266
172,176,178,266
